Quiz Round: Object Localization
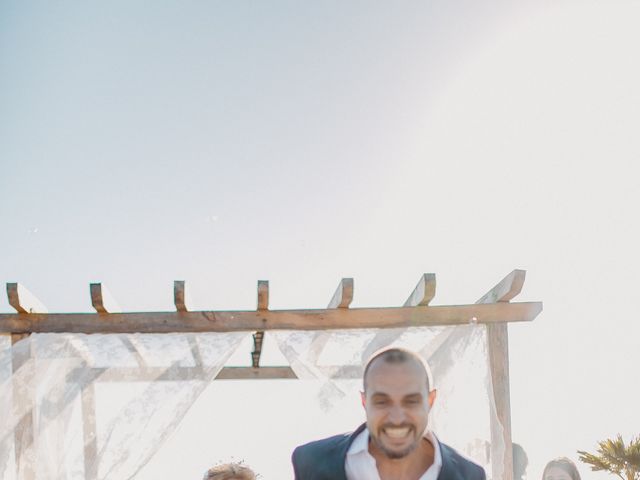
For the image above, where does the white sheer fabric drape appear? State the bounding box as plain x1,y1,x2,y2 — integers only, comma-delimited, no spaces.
0,332,248,480
1,325,503,479
273,324,503,479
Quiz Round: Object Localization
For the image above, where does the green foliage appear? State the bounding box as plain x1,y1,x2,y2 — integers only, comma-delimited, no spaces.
578,434,640,480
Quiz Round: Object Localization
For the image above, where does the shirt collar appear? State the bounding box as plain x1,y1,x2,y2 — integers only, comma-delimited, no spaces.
347,427,443,468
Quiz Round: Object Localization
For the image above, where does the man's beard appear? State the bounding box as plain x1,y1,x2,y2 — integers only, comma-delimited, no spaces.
370,428,420,459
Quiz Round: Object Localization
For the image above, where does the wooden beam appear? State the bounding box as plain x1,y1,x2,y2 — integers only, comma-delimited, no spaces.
328,278,354,308
252,281,269,367
301,278,355,365
404,273,436,307
11,333,30,345
361,274,437,361
476,270,525,305
174,280,190,312
251,331,264,368
90,283,121,314
477,270,528,480
216,366,297,380
0,301,542,334
67,365,353,382
257,280,269,310
6,283,47,314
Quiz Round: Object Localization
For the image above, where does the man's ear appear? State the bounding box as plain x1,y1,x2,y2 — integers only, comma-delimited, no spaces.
428,389,437,408
360,390,366,408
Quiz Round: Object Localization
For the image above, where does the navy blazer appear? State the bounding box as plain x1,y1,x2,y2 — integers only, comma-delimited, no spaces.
292,424,486,480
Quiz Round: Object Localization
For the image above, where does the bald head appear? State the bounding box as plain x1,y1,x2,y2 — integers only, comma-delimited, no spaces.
363,348,431,393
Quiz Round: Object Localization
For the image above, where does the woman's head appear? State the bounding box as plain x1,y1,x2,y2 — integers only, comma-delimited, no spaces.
542,457,581,480
203,463,256,480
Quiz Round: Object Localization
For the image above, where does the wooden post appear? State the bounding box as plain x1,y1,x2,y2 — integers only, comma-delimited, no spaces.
252,281,269,368
6,283,46,480
477,270,526,480
11,333,35,480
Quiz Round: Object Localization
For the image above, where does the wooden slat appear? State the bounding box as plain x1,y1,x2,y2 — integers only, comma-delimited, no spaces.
404,273,436,307
251,331,264,368
328,278,354,309
90,283,121,314
257,280,269,310
68,365,352,382
0,301,542,334
301,278,354,366
6,283,47,314
476,270,525,305
216,366,297,380
252,281,269,367
477,270,527,480
360,274,437,361
174,280,190,312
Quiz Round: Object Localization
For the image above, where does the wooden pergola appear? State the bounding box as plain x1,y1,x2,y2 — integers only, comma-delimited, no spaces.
0,269,542,480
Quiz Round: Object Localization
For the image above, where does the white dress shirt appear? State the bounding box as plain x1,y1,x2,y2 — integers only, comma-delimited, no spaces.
345,428,442,480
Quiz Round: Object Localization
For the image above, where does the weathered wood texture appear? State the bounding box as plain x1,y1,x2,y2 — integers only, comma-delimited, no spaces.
257,280,269,310
251,331,264,368
216,366,297,380
11,333,30,345
173,280,190,312
479,269,527,480
328,278,354,308
252,281,269,367
0,302,541,334
404,273,436,307
7,283,47,314
66,364,358,382
360,273,438,361
90,283,121,314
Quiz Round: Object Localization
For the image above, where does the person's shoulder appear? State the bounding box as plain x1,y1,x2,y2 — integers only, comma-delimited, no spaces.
292,429,360,479
293,430,353,461
439,442,486,479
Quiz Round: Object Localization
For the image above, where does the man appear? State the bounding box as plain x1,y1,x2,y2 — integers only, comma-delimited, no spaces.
202,462,256,480
292,347,486,480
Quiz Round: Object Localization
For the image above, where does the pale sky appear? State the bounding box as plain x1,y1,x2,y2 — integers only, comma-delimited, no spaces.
1,1,639,480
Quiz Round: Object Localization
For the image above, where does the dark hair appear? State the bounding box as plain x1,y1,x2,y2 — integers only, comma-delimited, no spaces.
513,443,528,480
363,347,431,392
542,457,581,480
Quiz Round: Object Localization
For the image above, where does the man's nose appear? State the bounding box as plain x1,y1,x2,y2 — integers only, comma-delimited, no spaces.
387,405,407,424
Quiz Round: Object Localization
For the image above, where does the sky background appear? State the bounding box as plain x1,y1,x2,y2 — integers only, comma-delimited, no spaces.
1,1,639,479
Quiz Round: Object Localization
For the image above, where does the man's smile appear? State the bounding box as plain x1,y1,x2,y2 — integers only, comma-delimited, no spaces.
382,426,413,441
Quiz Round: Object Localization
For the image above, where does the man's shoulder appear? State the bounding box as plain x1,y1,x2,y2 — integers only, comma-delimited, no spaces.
293,430,354,461
439,442,486,480
292,425,365,479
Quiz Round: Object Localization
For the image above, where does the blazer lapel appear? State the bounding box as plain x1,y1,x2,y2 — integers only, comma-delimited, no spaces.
330,423,368,480
437,441,464,480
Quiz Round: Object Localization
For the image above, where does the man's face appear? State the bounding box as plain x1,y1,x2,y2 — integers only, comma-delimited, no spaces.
362,359,435,459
